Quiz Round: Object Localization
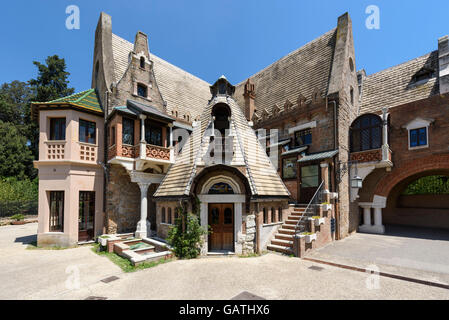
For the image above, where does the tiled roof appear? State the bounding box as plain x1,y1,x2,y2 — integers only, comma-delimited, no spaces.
33,89,103,114
111,33,211,120
154,95,290,198
360,51,440,114
234,28,337,118
127,100,175,122
298,150,338,163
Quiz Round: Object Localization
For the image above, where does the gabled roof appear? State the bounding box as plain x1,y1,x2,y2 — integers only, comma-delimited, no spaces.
360,51,440,114
154,95,290,199
234,28,337,118
111,33,211,119
32,89,103,115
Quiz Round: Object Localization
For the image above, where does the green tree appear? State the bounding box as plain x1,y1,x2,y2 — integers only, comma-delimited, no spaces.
167,198,208,259
0,81,33,127
0,121,34,179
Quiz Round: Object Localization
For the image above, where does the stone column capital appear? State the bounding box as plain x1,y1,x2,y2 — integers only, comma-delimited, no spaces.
137,182,151,193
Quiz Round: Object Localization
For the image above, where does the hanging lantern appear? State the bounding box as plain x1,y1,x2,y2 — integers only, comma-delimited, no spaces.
351,175,363,189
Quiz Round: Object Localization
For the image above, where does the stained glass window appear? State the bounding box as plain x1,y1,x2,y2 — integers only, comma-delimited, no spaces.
208,182,234,194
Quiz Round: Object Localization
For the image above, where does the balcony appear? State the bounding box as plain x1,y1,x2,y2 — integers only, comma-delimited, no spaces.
45,141,66,160
78,142,98,162
350,147,392,166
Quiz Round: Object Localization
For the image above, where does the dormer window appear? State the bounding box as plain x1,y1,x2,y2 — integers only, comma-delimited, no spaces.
140,57,145,69
404,118,432,150
137,83,147,98
412,68,434,84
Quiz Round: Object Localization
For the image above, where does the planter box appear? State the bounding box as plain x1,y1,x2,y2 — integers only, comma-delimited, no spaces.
314,218,325,226
304,233,317,243
11,221,26,225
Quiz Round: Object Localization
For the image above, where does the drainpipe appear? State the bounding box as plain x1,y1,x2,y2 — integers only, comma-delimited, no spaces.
328,99,339,240
102,90,109,235
327,99,338,151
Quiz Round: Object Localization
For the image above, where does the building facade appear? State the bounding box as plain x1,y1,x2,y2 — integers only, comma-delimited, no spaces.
32,12,449,254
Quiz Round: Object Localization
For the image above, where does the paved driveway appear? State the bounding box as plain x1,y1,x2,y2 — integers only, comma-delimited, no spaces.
1,223,448,300
308,225,449,285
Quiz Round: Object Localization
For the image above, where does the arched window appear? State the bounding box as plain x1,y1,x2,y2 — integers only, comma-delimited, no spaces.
208,182,234,194
161,207,166,223
140,56,145,69
212,103,231,136
271,208,276,223
263,208,268,224
350,114,382,152
168,208,172,224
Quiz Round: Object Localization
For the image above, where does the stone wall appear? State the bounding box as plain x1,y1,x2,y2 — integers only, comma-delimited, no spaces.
106,164,140,234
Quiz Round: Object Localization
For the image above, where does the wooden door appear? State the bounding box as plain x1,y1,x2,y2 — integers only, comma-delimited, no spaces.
78,191,95,242
299,164,321,204
208,203,234,251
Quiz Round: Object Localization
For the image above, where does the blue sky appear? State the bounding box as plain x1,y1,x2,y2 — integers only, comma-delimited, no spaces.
0,0,448,91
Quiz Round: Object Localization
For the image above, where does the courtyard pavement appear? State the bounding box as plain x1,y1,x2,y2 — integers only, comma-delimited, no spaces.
1,223,449,300
307,225,449,286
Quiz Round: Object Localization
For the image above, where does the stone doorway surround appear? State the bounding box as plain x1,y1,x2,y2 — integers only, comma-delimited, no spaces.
197,175,245,255
129,171,164,238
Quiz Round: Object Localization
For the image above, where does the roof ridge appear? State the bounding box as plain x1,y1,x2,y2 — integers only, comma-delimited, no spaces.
235,28,337,86
48,88,93,103
111,32,210,86
364,50,437,79
73,88,95,103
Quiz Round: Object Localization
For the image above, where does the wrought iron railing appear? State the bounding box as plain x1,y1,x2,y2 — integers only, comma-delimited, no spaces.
294,180,325,235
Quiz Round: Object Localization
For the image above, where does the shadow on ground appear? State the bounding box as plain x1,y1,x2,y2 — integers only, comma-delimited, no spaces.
15,234,37,245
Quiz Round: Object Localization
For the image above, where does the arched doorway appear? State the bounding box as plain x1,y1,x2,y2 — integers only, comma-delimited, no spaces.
198,175,245,254
384,172,449,229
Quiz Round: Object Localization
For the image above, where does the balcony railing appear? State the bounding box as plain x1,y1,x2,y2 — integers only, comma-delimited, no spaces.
79,142,97,162
146,144,171,161
45,141,66,160
350,149,382,163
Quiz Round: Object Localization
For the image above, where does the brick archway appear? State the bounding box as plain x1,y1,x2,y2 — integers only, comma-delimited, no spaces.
373,154,449,198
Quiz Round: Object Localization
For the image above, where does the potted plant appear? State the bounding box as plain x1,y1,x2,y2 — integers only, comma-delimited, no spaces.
10,214,26,225
301,232,317,243
311,216,325,226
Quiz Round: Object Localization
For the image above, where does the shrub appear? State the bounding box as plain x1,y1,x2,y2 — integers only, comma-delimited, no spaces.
166,198,207,259
10,214,25,221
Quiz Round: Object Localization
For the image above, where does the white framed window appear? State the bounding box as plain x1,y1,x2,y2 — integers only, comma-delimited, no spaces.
404,118,433,150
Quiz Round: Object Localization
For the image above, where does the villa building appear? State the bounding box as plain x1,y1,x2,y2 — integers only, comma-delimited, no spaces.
32,12,449,255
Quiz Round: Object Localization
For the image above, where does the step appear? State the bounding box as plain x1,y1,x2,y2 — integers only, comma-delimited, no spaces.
283,224,297,230
278,228,295,235
267,244,293,255
285,220,298,225
275,233,294,241
270,238,293,247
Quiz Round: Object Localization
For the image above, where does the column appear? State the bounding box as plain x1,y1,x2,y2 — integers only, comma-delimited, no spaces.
362,206,371,227
381,107,389,161
135,182,151,239
168,123,173,148
139,114,147,160
373,207,385,234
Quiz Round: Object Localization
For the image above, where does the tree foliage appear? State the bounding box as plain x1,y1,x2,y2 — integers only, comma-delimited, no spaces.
166,198,208,259
402,175,449,195
0,121,34,179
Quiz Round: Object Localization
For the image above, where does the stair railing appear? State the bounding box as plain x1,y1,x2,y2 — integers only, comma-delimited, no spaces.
294,180,325,235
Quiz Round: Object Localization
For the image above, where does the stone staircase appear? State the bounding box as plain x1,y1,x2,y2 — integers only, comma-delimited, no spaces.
267,205,311,255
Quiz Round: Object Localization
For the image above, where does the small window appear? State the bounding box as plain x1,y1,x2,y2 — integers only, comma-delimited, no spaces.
271,208,276,223
49,191,64,232
79,119,96,144
350,87,354,105
410,127,427,148
282,157,297,179
174,208,179,221
161,207,166,223
137,84,147,98
50,118,66,141
168,208,172,224
279,207,283,221
122,118,135,145
263,208,268,224
140,57,145,69
301,165,319,188
294,129,312,147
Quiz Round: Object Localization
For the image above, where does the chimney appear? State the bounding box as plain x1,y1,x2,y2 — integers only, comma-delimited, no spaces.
134,31,150,60
439,35,449,94
243,79,256,121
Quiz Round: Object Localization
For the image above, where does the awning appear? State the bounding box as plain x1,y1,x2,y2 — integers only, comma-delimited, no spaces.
298,150,338,162
127,99,175,122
